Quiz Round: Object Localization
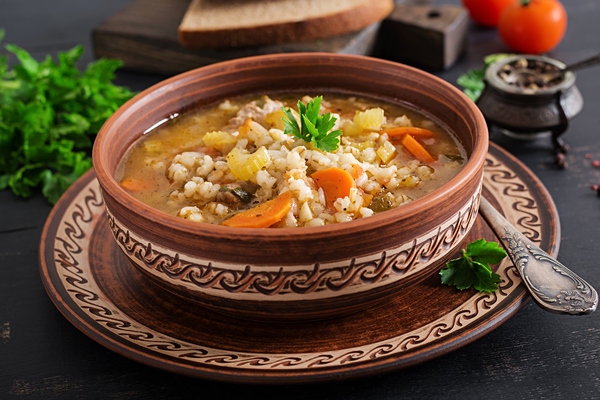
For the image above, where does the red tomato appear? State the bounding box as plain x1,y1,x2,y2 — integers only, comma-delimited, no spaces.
462,0,515,27
498,0,567,54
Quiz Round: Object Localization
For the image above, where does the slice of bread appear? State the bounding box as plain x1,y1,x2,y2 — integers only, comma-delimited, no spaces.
178,0,394,49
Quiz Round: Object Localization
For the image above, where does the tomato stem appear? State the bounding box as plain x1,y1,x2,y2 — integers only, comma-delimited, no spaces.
520,0,531,6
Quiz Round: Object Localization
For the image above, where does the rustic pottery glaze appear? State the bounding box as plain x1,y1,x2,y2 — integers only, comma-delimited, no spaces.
92,53,488,321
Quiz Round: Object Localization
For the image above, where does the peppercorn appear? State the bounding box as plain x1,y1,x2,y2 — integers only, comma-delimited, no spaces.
555,152,567,169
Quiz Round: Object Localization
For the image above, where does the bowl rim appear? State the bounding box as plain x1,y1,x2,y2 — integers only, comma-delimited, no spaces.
93,52,488,240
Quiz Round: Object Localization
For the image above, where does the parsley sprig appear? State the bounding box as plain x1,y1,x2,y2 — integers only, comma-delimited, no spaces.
281,96,342,151
440,238,507,293
457,53,514,101
0,29,136,204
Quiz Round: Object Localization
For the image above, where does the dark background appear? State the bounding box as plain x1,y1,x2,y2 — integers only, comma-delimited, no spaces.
1,0,599,399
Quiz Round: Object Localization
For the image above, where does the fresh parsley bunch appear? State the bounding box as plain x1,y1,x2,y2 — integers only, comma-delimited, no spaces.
0,29,136,204
281,96,342,152
440,238,507,293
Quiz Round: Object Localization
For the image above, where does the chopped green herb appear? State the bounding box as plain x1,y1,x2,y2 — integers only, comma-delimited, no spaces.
457,69,486,102
457,53,514,102
281,96,342,152
0,29,136,204
443,154,465,162
369,194,394,213
440,238,507,292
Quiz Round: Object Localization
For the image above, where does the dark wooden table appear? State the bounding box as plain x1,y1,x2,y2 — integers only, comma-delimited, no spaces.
1,1,599,398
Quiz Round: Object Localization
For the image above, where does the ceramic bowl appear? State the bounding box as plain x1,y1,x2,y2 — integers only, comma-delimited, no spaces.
92,53,488,321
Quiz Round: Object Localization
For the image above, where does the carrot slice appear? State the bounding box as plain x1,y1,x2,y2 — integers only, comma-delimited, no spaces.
382,127,435,139
119,178,149,192
223,191,292,228
312,167,356,209
400,134,435,164
349,164,364,180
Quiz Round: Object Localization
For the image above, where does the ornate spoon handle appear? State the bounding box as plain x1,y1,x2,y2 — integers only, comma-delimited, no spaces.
479,196,598,315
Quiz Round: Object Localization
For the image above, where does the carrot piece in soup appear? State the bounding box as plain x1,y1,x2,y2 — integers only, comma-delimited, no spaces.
383,126,436,137
223,191,292,228
349,164,364,179
119,178,149,192
382,127,435,140
312,167,356,209
400,134,435,164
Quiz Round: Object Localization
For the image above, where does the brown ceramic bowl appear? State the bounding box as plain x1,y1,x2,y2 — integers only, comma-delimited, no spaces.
92,53,488,321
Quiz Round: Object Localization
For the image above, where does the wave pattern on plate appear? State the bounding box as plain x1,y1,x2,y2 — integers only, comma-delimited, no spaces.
50,152,540,372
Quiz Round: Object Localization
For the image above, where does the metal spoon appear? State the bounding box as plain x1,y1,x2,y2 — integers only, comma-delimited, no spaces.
478,196,598,315
537,53,600,85
508,53,600,88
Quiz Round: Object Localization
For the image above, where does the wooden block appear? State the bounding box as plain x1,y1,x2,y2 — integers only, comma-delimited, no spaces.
377,4,469,71
92,0,381,76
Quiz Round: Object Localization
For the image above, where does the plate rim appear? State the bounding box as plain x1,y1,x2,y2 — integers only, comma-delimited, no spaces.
38,142,560,384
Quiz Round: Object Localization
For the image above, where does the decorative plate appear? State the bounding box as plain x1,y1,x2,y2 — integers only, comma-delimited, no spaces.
39,143,560,384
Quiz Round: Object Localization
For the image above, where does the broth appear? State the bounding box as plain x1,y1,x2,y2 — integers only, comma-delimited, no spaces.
117,93,467,228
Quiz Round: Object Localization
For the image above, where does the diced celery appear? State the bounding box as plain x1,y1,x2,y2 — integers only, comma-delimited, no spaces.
226,146,271,181
264,110,287,130
203,130,237,152
342,120,364,137
353,108,385,130
376,140,396,164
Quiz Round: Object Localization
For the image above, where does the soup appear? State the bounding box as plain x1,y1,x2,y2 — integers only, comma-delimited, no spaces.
117,93,467,228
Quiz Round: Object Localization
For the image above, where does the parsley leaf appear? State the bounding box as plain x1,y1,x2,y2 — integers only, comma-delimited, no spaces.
440,238,507,292
281,96,342,151
456,69,485,102
0,30,136,204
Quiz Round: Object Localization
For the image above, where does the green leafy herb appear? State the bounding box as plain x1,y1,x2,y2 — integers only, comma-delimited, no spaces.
281,96,342,151
0,29,136,204
440,238,507,293
457,69,486,102
456,53,514,102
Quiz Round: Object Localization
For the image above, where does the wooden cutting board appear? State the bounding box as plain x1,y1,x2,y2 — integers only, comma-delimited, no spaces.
92,0,468,75
92,0,381,76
